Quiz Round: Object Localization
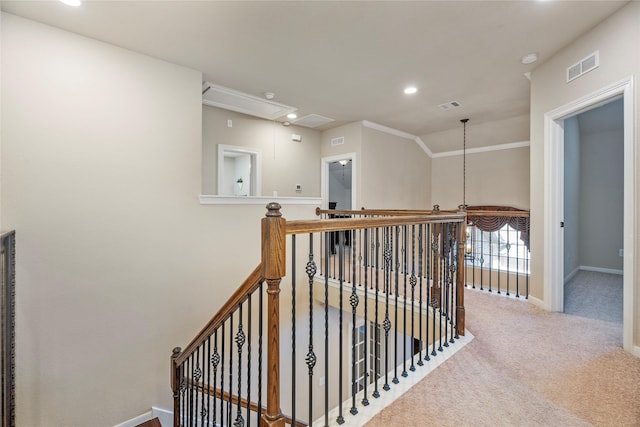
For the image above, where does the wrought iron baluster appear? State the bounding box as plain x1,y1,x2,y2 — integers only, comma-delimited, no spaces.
438,225,444,353
431,225,438,358
401,226,408,378
350,228,359,416
488,232,493,293
324,232,330,427
221,322,225,427
479,231,485,291
362,228,370,406
234,305,245,427
418,224,425,365
497,226,502,295
516,226,521,298
228,314,233,427
246,295,252,427
179,362,186,426
410,225,417,372
471,226,476,289
257,282,263,423
373,228,381,398
337,231,345,424
206,337,211,427
393,226,400,385
200,342,206,425
443,226,450,349
306,235,317,425
382,227,391,392
211,332,219,427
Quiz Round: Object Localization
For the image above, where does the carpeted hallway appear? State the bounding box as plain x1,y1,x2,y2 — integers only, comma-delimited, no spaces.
365,284,640,427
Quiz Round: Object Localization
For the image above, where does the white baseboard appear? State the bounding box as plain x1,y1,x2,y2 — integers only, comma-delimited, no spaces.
113,410,153,427
579,265,623,275
114,407,173,427
152,407,173,427
527,295,549,310
633,346,640,358
564,266,580,283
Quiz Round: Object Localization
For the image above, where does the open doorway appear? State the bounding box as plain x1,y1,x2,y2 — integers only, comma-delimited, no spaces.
563,98,624,323
543,77,635,352
321,153,356,210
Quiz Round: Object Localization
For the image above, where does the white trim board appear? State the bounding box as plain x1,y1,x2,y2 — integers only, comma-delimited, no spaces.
431,140,530,158
578,265,623,276
114,407,173,427
200,195,322,205
361,120,529,159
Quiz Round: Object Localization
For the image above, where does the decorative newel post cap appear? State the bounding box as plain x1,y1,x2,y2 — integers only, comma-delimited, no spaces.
433,204,440,212
266,202,282,217
172,347,182,357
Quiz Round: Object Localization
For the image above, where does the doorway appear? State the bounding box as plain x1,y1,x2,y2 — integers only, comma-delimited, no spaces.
563,98,624,322
543,77,635,352
321,153,356,210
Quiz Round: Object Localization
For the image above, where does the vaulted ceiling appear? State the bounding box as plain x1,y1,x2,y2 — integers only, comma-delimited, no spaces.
1,0,628,146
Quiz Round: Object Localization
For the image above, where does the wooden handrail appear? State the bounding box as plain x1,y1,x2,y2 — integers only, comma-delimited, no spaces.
286,213,466,235
315,207,458,216
174,264,264,366
189,379,307,427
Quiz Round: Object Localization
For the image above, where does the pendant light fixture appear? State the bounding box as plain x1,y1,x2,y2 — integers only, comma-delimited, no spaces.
460,118,469,211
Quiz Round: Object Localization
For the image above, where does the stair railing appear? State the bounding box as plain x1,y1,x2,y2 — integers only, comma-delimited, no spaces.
171,204,466,426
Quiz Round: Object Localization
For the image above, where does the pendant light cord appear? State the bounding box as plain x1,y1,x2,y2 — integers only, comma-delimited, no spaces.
461,118,469,210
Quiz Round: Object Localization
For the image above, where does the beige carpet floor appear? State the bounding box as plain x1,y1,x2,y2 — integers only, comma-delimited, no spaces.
365,289,640,427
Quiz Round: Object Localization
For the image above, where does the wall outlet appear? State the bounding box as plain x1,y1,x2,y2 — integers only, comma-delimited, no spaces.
295,184,301,192
619,248,624,257
319,376,325,386
227,119,233,128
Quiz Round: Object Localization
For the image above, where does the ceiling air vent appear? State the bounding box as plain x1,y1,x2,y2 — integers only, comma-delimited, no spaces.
438,101,461,111
202,82,296,120
331,136,345,146
293,114,335,128
567,51,599,83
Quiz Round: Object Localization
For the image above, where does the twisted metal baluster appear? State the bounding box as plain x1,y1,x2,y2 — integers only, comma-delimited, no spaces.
221,322,225,427
324,232,330,427
228,314,233,427
257,283,263,423
306,235,317,425
402,225,408,378
211,332,219,427
200,342,207,423
431,228,439,357
382,227,391,392
206,337,211,427
350,229,360,416
234,305,246,427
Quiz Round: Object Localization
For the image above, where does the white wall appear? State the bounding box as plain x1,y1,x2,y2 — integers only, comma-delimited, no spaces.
578,119,624,271
563,116,581,280
202,105,322,197
431,146,530,210
530,1,639,344
1,13,317,426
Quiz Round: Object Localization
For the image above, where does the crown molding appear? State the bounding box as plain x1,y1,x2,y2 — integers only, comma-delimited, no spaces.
431,140,530,158
361,120,433,157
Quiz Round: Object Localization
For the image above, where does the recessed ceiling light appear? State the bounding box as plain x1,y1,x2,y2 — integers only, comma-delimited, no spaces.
287,113,297,119
521,53,538,65
404,86,418,95
59,0,82,6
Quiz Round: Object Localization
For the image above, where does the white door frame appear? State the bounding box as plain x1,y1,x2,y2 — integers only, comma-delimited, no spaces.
543,76,635,353
321,153,357,210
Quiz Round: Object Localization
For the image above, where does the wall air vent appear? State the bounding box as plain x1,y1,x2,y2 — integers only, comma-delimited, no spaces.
566,51,599,83
331,136,345,146
293,114,335,128
438,101,461,111
202,82,296,120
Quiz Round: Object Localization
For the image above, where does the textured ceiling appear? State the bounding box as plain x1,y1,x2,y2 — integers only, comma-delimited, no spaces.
1,0,629,141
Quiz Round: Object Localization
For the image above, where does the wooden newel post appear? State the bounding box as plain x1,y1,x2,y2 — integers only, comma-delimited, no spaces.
456,208,467,336
171,347,182,427
261,203,286,427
